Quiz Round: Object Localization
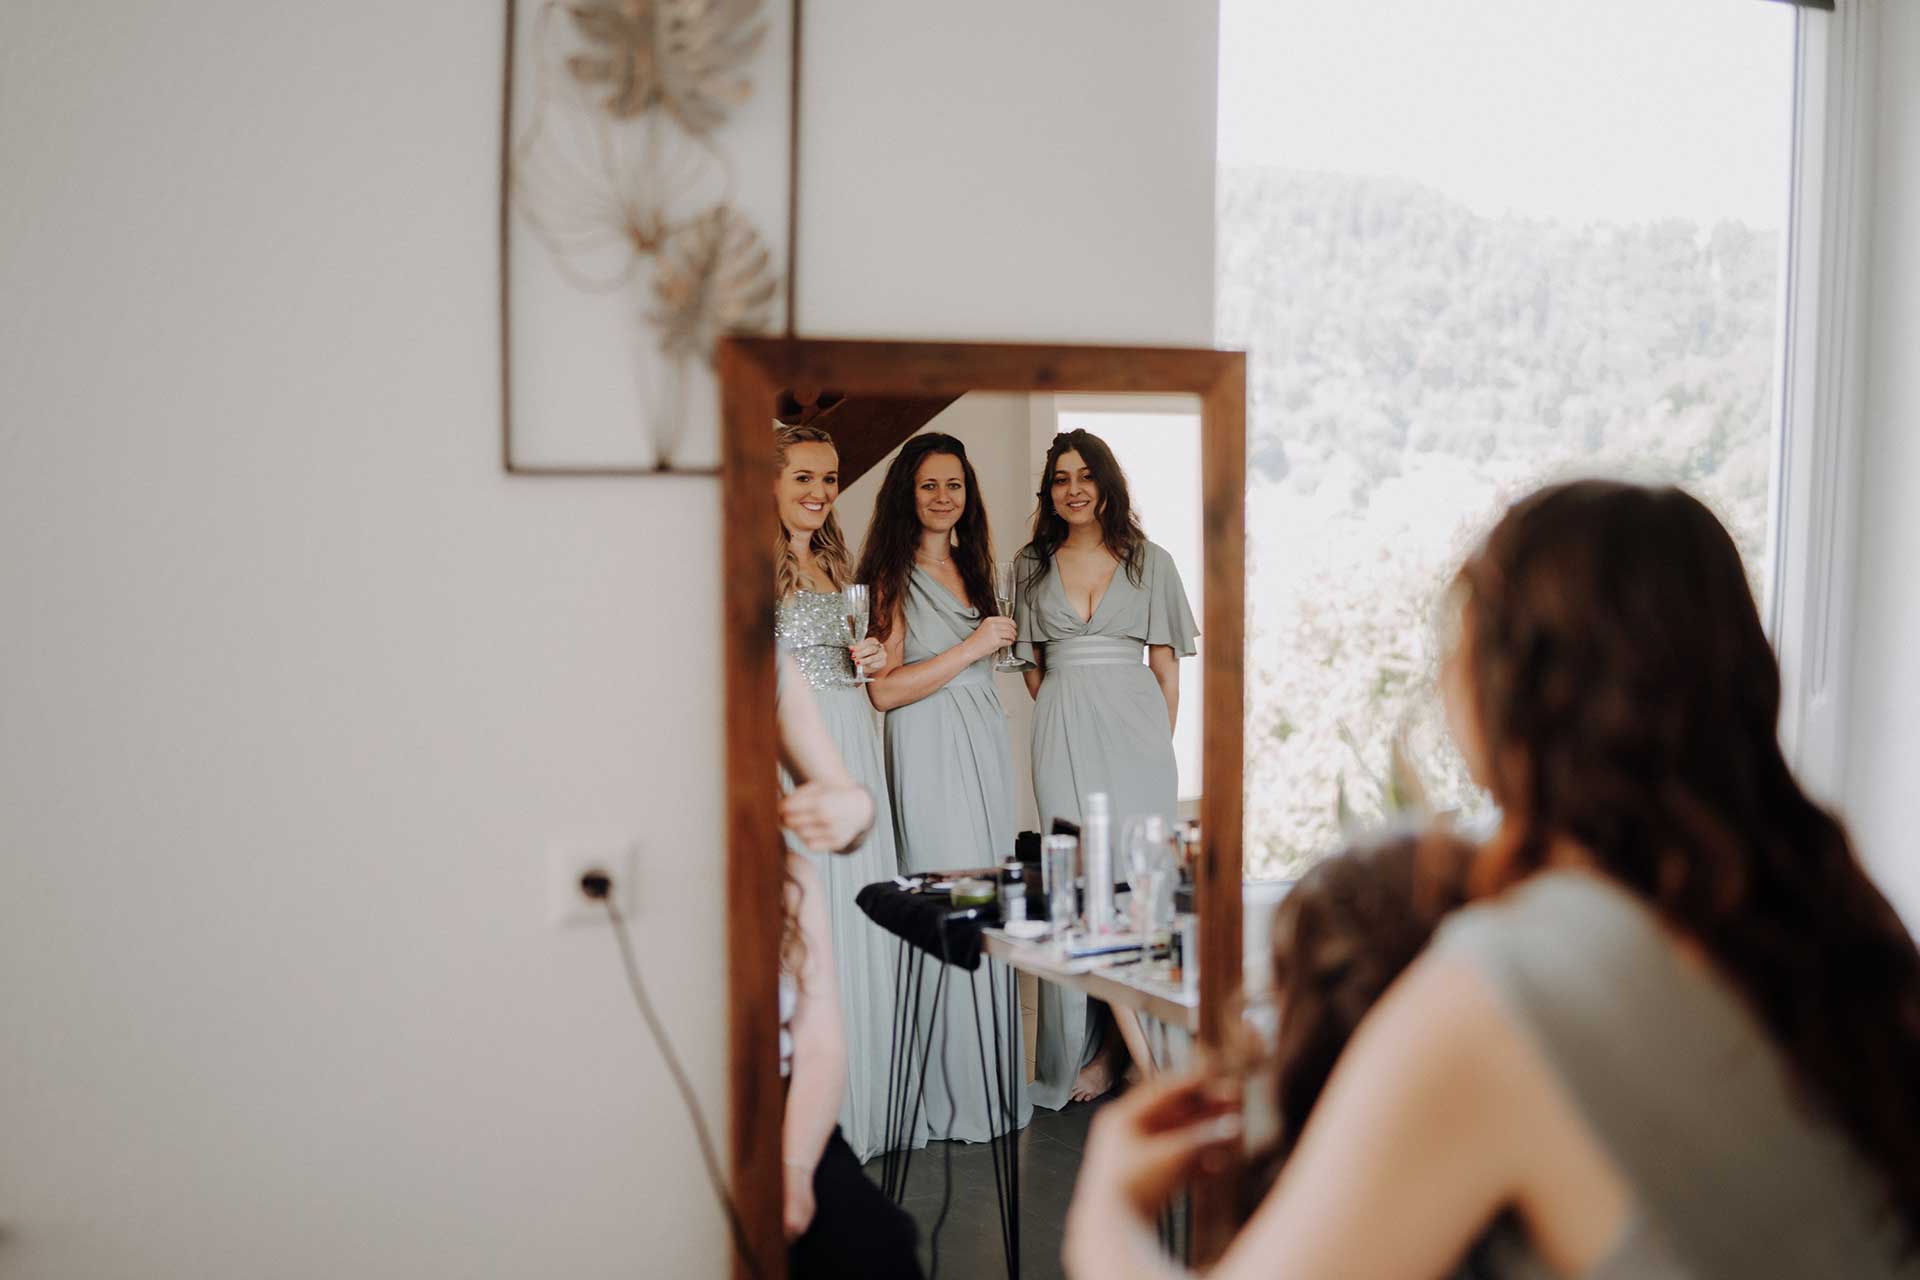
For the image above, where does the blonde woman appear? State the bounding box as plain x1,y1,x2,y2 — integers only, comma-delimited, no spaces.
774,423,908,1162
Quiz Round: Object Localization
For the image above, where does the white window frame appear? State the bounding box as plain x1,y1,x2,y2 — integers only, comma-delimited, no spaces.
1769,0,1881,805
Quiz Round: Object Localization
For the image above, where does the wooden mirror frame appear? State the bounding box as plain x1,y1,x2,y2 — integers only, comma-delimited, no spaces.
719,337,1246,1277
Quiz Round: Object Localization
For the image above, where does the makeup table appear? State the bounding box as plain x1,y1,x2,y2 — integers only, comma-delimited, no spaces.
978,926,1199,1033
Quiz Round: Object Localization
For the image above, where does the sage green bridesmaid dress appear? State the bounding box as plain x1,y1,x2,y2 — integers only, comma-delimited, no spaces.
776,588,906,1161
1012,540,1197,1109
884,567,1033,1142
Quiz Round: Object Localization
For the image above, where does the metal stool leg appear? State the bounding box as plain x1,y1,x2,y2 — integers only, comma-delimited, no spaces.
990,958,1021,1278
971,966,1015,1276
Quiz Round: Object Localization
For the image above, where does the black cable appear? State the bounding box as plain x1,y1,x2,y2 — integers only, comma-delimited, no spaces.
598,893,765,1280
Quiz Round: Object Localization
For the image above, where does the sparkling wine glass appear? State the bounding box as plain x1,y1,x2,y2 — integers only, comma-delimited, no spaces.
843,583,873,685
993,562,1022,672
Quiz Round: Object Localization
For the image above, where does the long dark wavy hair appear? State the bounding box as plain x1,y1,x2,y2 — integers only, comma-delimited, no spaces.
1456,479,1920,1247
1239,833,1476,1216
1021,429,1146,592
855,434,999,644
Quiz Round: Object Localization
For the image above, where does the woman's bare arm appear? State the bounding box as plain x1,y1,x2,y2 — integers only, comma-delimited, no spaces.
776,655,873,853
1147,644,1179,733
781,855,847,1238
1066,952,1627,1279
777,655,853,786
865,607,1015,712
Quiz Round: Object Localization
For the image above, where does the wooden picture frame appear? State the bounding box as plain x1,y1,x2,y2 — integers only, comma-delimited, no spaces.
719,337,1247,1277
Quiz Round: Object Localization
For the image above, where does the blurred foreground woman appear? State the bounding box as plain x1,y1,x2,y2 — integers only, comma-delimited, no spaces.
1066,480,1920,1279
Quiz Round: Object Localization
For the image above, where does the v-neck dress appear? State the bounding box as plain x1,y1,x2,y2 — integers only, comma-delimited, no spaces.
884,567,1033,1142
1012,540,1198,1108
775,588,903,1162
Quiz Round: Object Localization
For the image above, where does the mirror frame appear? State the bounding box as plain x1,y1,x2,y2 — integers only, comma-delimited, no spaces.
719,337,1246,1277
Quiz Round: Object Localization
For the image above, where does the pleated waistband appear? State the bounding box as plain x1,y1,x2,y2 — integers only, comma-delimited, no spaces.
1045,636,1145,668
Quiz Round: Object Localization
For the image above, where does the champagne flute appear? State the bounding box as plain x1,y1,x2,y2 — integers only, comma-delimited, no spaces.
993,562,1022,672
844,583,874,685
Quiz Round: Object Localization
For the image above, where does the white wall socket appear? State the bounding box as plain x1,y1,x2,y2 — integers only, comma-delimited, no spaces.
547,840,638,927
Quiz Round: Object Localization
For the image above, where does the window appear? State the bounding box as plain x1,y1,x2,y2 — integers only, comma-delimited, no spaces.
1218,0,1797,877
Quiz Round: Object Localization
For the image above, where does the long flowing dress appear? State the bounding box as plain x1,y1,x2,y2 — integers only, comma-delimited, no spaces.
1012,541,1198,1109
884,567,1034,1143
776,589,904,1161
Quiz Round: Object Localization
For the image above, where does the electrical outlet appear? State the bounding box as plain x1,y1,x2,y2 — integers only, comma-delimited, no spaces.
547,840,637,927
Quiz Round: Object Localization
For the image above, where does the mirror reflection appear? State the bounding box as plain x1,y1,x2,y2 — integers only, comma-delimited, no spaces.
773,390,1206,1277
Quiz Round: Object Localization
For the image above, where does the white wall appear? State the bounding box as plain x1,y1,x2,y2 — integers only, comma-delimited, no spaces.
0,2,1218,1276
1842,0,1920,928
795,2,1218,345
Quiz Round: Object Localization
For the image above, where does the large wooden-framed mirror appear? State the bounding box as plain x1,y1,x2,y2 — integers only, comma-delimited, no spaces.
720,338,1245,1278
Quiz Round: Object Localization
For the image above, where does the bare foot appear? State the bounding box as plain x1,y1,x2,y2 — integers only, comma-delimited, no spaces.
1069,1045,1118,1102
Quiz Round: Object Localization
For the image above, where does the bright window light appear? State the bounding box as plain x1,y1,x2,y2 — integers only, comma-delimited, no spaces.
1219,0,1795,876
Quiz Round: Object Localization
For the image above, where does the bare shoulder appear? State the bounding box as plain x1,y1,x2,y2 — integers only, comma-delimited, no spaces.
1340,946,1531,1104
1216,947,1626,1279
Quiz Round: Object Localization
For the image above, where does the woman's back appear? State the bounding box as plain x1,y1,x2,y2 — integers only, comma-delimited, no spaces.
1436,869,1917,1278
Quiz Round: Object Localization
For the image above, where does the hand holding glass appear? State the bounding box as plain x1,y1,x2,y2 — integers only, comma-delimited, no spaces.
844,583,873,685
993,563,1022,672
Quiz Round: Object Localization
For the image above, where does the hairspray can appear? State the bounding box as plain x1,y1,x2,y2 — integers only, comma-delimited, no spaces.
1082,792,1114,936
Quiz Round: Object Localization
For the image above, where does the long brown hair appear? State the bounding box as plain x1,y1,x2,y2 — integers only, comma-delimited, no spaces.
854,433,999,643
1457,479,1920,1246
1240,833,1476,1214
773,423,854,600
1021,429,1146,592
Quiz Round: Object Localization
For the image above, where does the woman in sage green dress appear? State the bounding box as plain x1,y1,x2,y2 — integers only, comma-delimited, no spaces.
859,433,1032,1143
773,423,903,1162
1013,429,1198,1109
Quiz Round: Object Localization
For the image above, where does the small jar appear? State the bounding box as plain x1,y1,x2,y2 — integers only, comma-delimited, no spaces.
999,859,1028,924
952,877,997,909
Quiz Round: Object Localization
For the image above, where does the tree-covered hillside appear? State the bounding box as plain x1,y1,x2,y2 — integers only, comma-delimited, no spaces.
1220,167,1782,875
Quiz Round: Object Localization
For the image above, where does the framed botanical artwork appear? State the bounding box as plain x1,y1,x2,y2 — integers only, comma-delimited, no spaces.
499,0,793,474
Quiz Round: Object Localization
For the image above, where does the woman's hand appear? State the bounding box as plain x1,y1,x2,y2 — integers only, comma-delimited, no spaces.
1068,1072,1241,1226
967,615,1019,660
849,637,885,675
783,1159,817,1241
779,780,873,853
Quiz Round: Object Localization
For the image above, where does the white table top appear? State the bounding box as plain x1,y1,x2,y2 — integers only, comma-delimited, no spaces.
979,928,1198,1032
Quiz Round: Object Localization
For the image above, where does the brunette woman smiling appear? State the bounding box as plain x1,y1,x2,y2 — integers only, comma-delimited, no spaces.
773,423,900,1163
1013,429,1198,1107
856,433,1032,1143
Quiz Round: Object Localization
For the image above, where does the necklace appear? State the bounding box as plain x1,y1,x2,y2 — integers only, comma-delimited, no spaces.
916,550,952,565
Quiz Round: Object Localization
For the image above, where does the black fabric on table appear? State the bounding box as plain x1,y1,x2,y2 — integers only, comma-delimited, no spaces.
854,882,987,971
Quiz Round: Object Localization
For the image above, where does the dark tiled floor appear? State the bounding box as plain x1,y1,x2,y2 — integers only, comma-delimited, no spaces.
863,1100,1137,1280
